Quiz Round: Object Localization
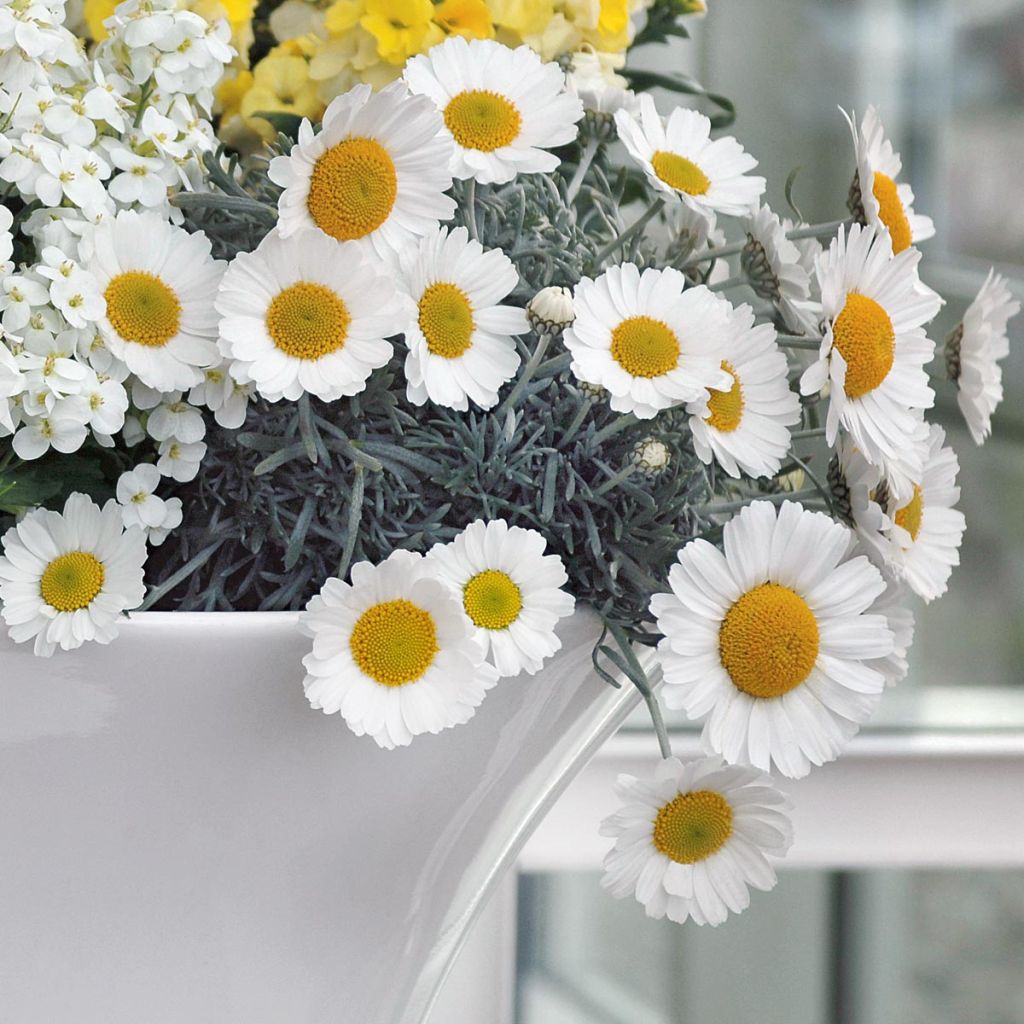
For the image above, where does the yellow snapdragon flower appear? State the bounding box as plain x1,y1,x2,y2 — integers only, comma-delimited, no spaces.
360,0,443,65
434,0,495,39
487,0,555,38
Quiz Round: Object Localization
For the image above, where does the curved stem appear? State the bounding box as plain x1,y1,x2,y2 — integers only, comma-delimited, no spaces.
786,217,852,241
497,333,550,416
566,137,600,204
590,197,665,268
677,238,747,269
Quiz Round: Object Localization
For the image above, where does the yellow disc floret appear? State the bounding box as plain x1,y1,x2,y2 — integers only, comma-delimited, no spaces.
719,582,820,698
651,151,710,196
307,137,398,241
104,271,181,348
40,551,105,612
610,316,680,378
444,90,521,152
831,292,895,399
706,359,744,432
349,598,439,686
894,484,923,543
653,789,733,864
419,282,475,358
265,282,350,360
463,569,522,630
871,172,912,255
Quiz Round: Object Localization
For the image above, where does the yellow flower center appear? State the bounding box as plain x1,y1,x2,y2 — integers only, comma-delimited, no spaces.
349,598,439,687
652,789,733,864
894,484,923,542
706,359,744,432
610,316,680,378
831,292,895,399
418,282,475,358
306,137,398,241
103,271,181,348
871,172,912,255
463,569,522,630
444,90,521,152
40,551,105,613
719,582,820,698
651,151,710,196
265,282,350,360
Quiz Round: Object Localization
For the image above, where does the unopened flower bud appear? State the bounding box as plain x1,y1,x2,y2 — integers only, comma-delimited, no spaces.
528,286,575,336
632,437,671,475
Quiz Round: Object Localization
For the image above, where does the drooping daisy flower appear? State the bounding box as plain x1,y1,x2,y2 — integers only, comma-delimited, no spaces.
651,500,894,778
403,37,584,185
615,95,765,217
564,264,732,419
87,210,224,394
741,204,813,333
846,106,934,255
687,301,801,479
300,549,499,749
947,269,1020,446
216,229,404,403
799,223,940,494
0,492,147,657
268,81,456,256
398,225,527,411
600,756,793,926
427,518,575,677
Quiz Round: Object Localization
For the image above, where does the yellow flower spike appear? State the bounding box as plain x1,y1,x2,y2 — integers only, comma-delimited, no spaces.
360,0,443,64
434,0,495,39
487,0,555,37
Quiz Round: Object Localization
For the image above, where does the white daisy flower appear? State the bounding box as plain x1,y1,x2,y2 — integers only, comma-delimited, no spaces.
427,518,575,677
268,81,456,256
741,204,813,333
651,500,894,778
399,225,527,411
599,756,793,927
874,424,965,604
799,224,940,495
846,106,934,255
948,269,1020,446
404,37,583,185
87,210,224,394
300,548,500,749
615,95,765,217
864,568,915,688
564,264,732,419
0,492,147,657
216,229,404,403
687,301,801,479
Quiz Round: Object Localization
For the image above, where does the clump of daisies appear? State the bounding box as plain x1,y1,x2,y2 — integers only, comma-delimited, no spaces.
0,14,1019,934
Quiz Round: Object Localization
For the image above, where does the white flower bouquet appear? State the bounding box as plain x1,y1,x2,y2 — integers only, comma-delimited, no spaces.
0,0,1019,929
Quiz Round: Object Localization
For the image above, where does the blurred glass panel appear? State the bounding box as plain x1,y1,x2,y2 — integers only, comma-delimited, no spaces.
516,870,1024,1023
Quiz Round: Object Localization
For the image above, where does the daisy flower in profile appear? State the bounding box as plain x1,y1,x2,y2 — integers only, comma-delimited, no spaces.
398,225,527,411
427,518,575,677
0,492,147,657
863,568,915,688
687,301,801,479
615,95,764,217
215,229,404,403
300,549,499,749
404,37,583,185
87,210,224,394
600,756,793,926
799,223,940,494
651,500,894,778
846,106,934,255
268,81,456,256
564,264,732,419
947,269,1020,445
741,204,813,333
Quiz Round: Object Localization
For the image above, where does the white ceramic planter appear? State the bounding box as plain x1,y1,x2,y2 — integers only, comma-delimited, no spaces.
0,608,643,1024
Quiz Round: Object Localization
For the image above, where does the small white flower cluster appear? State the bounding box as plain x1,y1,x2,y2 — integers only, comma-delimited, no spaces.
0,0,240,532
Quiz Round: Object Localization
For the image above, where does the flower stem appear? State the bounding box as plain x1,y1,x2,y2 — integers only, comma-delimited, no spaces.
677,238,747,269
464,178,479,241
778,334,822,349
708,274,747,292
498,333,550,415
700,488,820,515
786,217,852,241
133,77,155,129
591,197,665,268
566,136,600,204
790,427,826,440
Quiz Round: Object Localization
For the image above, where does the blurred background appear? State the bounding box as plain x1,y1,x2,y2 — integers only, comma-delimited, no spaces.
514,1,1024,1021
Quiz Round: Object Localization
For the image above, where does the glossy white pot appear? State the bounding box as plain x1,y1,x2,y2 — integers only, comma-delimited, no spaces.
0,608,642,1024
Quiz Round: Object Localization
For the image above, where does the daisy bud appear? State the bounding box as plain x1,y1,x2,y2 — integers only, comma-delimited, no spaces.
632,437,670,476
527,286,575,337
